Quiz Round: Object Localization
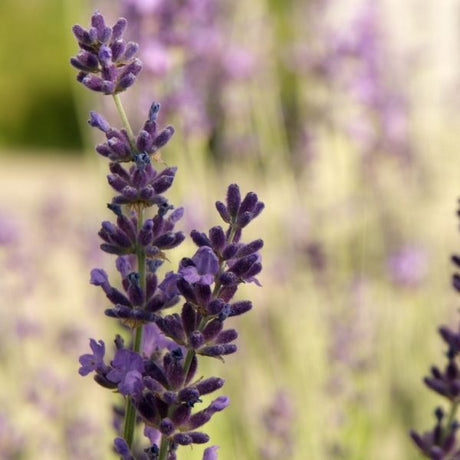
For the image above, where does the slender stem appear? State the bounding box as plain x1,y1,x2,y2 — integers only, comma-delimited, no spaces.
112,93,136,149
444,400,459,441
122,207,146,449
158,435,169,460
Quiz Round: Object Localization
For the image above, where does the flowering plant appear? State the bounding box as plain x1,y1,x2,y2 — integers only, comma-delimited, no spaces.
410,204,460,459
70,11,264,459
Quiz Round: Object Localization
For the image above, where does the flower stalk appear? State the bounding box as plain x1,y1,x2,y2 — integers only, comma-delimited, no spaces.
70,11,264,459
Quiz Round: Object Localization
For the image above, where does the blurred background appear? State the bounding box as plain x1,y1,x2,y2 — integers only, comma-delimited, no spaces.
2,0,460,458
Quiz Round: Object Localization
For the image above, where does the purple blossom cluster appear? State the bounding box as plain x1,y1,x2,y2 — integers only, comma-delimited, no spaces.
70,12,263,460
410,206,460,459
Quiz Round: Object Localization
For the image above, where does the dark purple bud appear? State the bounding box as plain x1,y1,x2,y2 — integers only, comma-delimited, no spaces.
209,226,226,252
147,259,163,274
121,186,138,200
239,192,258,214
153,175,175,195
202,319,223,341
206,299,227,316
144,361,168,388
117,214,137,240
123,42,139,60
231,254,258,276
453,274,460,292
114,437,133,460
136,130,153,152
143,120,158,138
91,11,106,31
90,268,109,286
82,74,105,92
178,387,201,405
215,201,231,223
151,126,175,151
173,432,209,445
116,73,137,92
177,279,197,304
203,446,219,460
215,329,238,344
200,344,237,357
189,331,205,349
96,143,111,157
108,137,131,157
186,396,229,430
195,284,212,306
226,184,241,217
244,261,262,280
181,302,197,335
236,239,264,257
107,203,122,217
222,243,238,260
145,274,158,302
219,286,238,303
107,174,128,193
236,212,252,228
111,39,126,61
98,45,112,66
138,219,154,246
153,232,177,249
136,392,158,424
165,358,185,390
452,254,460,268
229,301,252,316
149,102,161,122
112,18,128,41
158,314,186,344
72,24,90,44
171,404,192,426
218,303,232,321
100,26,112,43
196,377,225,396
219,272,238,286
159,418,175,436
127,272,144,306
89,111,110,132
100,243,125,255
190,230,211,247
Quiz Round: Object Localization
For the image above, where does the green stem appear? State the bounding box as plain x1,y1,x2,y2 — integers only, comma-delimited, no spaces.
112,93,136,149
122,207,146,449
158,435,169,460
444,400,459,441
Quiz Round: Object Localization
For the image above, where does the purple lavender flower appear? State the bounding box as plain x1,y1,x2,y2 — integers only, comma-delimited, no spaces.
71,12,142,94
78,339,108,376
179,247,219,285
410,204,460,457
71,11,263,459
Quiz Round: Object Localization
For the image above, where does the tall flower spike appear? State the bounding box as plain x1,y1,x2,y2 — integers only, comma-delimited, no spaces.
71,10,263,460
410,202,460,457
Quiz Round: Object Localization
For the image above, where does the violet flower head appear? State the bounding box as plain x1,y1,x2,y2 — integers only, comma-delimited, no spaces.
71,11,142,94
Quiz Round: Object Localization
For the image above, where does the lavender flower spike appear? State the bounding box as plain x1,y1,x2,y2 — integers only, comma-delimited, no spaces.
71,10,263,459
410,202,460,457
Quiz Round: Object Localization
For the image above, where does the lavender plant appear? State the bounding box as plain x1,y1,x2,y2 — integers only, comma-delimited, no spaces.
70,11,264,459
410,205,460,458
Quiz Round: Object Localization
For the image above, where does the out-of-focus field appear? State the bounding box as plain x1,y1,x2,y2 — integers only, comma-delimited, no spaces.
2,0,460,459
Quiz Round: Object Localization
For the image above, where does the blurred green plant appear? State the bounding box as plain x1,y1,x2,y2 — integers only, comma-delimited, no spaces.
0,0,82,150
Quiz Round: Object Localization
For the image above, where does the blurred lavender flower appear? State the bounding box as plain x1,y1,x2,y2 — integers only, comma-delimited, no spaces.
387,244,428,288
259,390,295,459
71,11,263,459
